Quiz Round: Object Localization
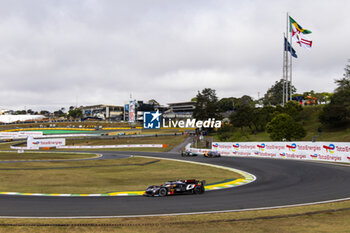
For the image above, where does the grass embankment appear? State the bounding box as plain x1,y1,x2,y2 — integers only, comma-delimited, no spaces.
1,200,350,232
0,156,240,194
141,129,186,134
64,135,187,152
0,121,134,131
0,152,97,161
300,105,350,142
37,130,96,135
215,105,350,142
0,141,21,150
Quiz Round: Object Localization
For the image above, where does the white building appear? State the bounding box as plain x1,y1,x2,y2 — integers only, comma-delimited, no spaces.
0,115,46,123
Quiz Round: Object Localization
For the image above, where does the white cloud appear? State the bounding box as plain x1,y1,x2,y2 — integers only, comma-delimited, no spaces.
0,0,349,111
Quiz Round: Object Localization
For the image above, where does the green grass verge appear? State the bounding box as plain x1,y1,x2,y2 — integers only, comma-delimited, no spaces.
300,105,350,142
0,122,134,131
140,129,185,134
0,156,241,194
63,135,187,152
0,151,97,161
0,141,21,151
39,130,98,135
0,199,350,232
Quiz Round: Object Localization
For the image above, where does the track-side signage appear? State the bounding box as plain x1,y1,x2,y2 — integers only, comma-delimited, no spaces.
211,141,350,163
27,136,65,149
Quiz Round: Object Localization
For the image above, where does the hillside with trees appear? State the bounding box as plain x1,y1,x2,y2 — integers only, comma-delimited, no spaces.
194,61,350,142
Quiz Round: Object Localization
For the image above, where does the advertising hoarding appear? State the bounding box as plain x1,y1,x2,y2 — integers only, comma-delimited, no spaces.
0,131,43,139
211,141,350,163
128,101,136,123
27,137,66,149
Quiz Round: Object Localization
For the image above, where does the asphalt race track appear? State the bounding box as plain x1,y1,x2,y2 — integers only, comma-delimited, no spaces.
1,151,350,217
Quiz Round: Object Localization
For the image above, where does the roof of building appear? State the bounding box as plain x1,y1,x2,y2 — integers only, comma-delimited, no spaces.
80,104,123,109
167,101,196,106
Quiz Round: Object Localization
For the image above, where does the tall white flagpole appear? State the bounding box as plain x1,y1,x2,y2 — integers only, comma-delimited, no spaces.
282,33,286,106
289,15,293,101
285,12,289,103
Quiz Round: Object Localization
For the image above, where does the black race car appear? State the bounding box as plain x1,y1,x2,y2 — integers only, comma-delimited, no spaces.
144,179,206,197
204,151,221,158
181,150,199,157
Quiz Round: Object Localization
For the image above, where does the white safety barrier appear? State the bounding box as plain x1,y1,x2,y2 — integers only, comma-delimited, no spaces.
0,133,97,140
185,142,350,163
0,131,43,139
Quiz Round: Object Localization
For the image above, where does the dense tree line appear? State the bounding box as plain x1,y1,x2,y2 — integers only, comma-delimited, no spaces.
319,61,350,127
195,61,350,141
193,87,306,141
11,106,82,119
224,100,305,141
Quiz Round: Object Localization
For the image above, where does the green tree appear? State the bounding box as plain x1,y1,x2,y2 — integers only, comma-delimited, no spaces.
15,110,26,115
54,109,66,118
217,97,236,112
229,95,263,132
283,101,303,120
263,79,296,105
217,124,235,141
335,60,350,92
251,106,276,132
315,92,333,104
266,113,306,141
303,90,315,97
68,108,83,119
319,90,350,127
228,95,254,130
319,61,350,127
229,104,254,130
193,88,220,120
335,78,350,92
237,95,254,107
40,110,51,116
